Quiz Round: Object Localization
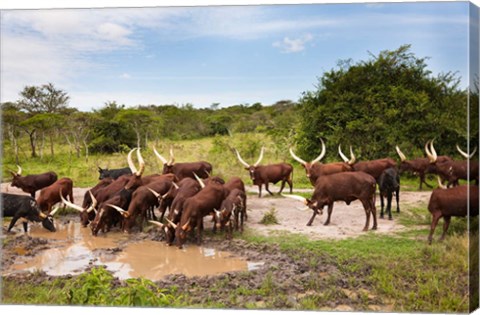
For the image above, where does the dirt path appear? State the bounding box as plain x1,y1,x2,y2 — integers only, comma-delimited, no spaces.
1,182,431,240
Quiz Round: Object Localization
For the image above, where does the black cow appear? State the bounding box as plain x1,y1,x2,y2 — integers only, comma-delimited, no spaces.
2,193,57,232
378,167,400,220
98,167,132,180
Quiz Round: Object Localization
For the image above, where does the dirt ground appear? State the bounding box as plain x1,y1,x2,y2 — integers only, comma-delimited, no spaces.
1,182,432,310
1,182,431,240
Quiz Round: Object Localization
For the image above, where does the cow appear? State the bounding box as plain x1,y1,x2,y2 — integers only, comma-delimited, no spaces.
425,140,478,187
153,146,212,180
427,179,478,244
36,177,74,214
150,177,202,246
98,166,132,180
290,139,352,185
338,145,397,182
395,145,452,190
223,177,247,229
2,193,58,232
234,146,293,198
90,148,152,236
283,171,377,231
215,188,247,237
378,167,400,220
109,176,176,233
175,176,227,248
9,166,58,198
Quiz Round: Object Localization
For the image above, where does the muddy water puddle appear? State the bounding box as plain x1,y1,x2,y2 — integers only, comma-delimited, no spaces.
5,221,257,280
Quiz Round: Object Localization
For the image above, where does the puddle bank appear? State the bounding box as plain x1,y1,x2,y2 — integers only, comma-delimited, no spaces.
4,221,259,280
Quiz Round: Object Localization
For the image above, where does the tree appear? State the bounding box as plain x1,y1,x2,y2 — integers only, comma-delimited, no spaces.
63,111,96,160
21,113,64,158
1,102,25,164
114,108,157,148
17,83,70,114
296,45,467,161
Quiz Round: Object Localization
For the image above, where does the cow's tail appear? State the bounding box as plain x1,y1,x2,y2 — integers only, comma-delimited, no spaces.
290,167,294,193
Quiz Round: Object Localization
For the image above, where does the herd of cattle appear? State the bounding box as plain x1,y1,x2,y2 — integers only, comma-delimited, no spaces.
2,140,479,246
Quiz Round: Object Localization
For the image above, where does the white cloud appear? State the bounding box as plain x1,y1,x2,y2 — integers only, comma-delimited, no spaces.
120,73,131,79
273,34,313,53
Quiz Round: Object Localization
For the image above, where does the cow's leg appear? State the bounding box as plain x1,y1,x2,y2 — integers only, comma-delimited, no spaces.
265,182,274,196
379,193,385,219
428,212,442,244
386,192,393,220
370,196,377,230
419,173,433,190
440,216,451,241
306,210,318,226
278,179,286,194
324,204,333,226
258,185,262,198
395,187,400,213
360,200,371,231
22,221,29,233
7,215,21,232
196,218,203,245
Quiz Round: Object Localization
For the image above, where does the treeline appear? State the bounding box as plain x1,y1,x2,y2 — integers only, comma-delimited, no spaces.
2,45,477,165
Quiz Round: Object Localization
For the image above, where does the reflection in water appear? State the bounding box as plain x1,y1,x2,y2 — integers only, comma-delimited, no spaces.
7,221,259,280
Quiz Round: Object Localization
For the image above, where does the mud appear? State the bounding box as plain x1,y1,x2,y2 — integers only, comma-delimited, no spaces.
1,182,431,310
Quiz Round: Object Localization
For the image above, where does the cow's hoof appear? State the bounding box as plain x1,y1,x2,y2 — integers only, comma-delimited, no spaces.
372,226,377,230
388,217,393,221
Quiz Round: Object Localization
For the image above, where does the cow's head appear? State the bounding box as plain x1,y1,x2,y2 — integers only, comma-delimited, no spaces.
395,146,412,173
98,167,109,180
124,148,145,190
282,194,323,215
289,138,326,178
61,190,97,227
10,165,23,188
38,203,59,232
153,146,175,174
175,218,192,248
234,147,265,181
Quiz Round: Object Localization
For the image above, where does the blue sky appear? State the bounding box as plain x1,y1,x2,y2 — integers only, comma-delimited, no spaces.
0,1,474,111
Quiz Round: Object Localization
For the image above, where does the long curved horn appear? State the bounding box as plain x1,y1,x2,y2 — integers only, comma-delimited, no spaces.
106,203,129,218
281,193,309,205
49,205,60,216
311,138,326,164
147,187,160,198
193,172,205,189
148,220,164,228
153,146,168,164
127,148,138,174
136,148,145,176
165,218,177,229
182,218,190,231
289,147,307,165
338,145,349,163
172,182,179,189
38,211,47,219
395,146,407,162
60,192,84,212
88,190,97,210
348,146,356,164
234,149,250,168
437,176,447,189
456,145,477,159
253,146,265,167
16,165,22,175
168,146,175,166
425,140,434,162
429,139,438,162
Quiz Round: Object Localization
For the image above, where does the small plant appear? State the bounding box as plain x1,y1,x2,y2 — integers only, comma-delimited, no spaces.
259,208,279,225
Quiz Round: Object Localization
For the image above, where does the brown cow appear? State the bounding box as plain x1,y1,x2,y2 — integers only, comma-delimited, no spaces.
215,188,247,237
36,177,74,214
153,146,212,180
425,140,478,187
283,171,377,231
151,177,202,246
338,145,396,181
427,179,478,244
110,176,176,233
290,139,351,185
396,146,434,190
10,166,58,198
175,176,226,248
235,146,293,197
